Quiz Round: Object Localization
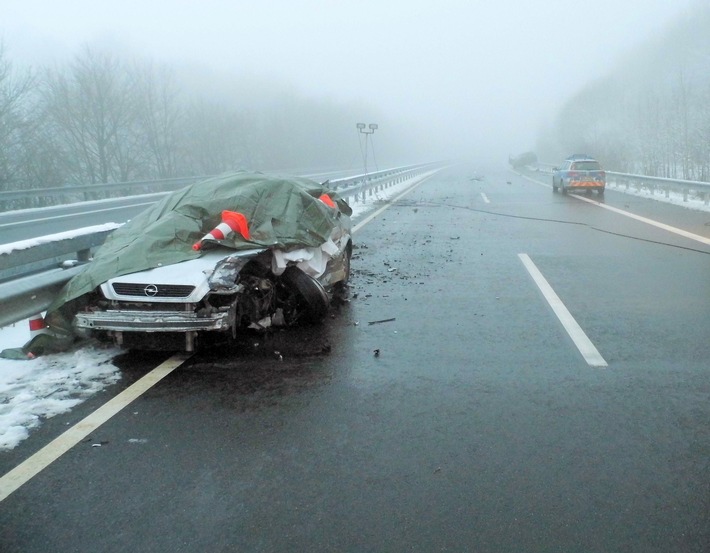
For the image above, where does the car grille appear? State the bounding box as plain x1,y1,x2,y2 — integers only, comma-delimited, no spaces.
111,283,196,298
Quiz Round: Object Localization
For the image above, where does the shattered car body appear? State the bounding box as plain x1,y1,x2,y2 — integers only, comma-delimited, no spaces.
47,171,352,352
74,242,351,351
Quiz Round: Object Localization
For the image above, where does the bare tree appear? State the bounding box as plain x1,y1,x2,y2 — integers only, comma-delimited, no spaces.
42,46,141,184
131,61,184,178
181,100,251,175
0,42,36,190
2,39,405,190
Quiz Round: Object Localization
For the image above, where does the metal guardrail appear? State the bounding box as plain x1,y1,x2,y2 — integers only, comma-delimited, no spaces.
0,229,116,282
530,163,710,205
0,176,210,212
605,172,710,205
0,163,445,328
0,164,436,211
328,163,440,201
0,228,117,328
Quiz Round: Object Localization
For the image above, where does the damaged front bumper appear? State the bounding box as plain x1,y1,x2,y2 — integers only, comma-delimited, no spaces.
74,308,231,333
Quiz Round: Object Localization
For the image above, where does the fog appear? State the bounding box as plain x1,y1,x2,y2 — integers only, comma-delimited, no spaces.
1,0,700,165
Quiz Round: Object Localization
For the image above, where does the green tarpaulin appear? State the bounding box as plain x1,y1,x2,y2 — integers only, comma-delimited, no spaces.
2,171,351,358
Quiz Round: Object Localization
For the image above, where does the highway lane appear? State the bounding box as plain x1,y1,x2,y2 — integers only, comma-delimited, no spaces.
518,165,710,245
1,163,708,552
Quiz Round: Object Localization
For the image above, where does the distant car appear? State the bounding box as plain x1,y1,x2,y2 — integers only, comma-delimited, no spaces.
509,151,538,169
59,172,353,352
552,156,606,195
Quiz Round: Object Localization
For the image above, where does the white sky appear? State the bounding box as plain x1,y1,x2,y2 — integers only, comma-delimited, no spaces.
0,1,702,164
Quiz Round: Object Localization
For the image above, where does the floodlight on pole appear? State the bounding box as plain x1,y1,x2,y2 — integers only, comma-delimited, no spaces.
356,122,378,175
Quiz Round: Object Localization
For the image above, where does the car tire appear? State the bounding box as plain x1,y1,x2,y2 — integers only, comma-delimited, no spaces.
333,248,352,298
281,266,329,322
341,246,351,284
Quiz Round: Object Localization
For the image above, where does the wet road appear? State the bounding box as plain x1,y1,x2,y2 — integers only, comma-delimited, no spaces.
1,163,709,552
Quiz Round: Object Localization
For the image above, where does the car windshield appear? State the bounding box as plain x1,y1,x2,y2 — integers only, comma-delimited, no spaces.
572,161,601,170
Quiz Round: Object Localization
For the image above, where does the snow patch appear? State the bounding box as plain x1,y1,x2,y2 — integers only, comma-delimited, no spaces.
0,223,123,255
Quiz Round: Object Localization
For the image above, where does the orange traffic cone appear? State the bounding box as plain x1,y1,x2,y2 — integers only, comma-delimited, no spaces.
319,193,336,208
193,211,250,251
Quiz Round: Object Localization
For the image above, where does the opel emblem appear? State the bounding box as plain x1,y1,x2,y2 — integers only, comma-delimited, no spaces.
144,284,159,297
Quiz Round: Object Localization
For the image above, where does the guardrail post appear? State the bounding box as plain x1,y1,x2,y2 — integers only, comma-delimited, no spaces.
683,188,689,202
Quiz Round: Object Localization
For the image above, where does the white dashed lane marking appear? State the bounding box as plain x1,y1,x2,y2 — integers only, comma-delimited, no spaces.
518,253,608,368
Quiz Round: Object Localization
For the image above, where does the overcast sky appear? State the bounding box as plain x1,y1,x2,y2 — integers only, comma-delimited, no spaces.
1,0,701,161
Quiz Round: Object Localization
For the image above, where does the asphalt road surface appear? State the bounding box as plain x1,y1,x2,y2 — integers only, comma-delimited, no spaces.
1,163,709,552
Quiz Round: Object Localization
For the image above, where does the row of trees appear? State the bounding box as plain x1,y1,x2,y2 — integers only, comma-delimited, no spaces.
0,44,392,192
536,7,710,182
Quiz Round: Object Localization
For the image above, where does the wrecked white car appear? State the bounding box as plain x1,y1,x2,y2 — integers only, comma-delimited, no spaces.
73,242,350,351
44,171,352,352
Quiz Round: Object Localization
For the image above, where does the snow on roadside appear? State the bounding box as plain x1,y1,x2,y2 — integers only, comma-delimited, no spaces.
606,181,710,213
0,173,427,451
0,321,122,450
0,223,122,256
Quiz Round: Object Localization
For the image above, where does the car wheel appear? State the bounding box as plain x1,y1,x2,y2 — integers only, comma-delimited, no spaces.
281,266,329,322
332,247,352,301
341,245,352,284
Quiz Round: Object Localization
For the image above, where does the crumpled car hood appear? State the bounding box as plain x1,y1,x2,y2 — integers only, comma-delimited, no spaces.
99,248,265,303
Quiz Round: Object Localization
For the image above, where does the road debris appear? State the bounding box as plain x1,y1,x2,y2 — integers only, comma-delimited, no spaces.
367,318,396,325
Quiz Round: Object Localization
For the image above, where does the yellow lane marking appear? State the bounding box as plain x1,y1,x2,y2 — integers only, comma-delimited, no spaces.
0,353,191,503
